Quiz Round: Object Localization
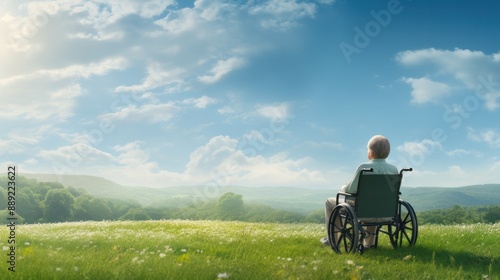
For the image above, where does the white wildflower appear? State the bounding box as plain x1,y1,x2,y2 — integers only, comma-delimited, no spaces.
403,255,413,261
217,272,230,279
159,253,166,258
346,259,355,266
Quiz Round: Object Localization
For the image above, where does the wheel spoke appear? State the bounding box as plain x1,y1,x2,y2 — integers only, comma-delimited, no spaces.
328,205,359,254
402,229,411,243
387,201,418,248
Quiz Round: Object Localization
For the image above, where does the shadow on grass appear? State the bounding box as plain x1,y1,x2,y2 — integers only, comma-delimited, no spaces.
367,244,498,276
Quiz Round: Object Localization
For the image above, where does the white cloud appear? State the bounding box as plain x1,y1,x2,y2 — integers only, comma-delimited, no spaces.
38,143,116,169
217,106,236,115
249,0,317,31
183,96,218,108
0,139,26,155
402,77,452,104
154,0,236,34
99,102,179,123
446,148,482,158
0,0,345,189
183,135,326,187
48,57,128,79
396,48,500,109
62,0,174,27
115,63,185,93
0,57,127,85
396,139,442,161
198,57,246,84
468,128,500,148
256,103,291,122
100,95,217,124
113,141,150,166
67,135,329,188
0,57,128,121
0,83,83,120
243,130,282,147
154,6,198,34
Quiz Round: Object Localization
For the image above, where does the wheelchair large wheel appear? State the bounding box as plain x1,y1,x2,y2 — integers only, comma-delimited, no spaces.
388,200,418,248
328,204,359,254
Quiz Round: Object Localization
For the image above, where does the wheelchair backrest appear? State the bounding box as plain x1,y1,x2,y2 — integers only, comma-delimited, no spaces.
355,174,402,219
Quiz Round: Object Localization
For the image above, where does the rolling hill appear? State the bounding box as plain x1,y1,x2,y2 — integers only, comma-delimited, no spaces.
22,173,500,213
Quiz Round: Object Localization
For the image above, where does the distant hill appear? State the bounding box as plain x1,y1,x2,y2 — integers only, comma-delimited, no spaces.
22,173,500,213
401,184,500,211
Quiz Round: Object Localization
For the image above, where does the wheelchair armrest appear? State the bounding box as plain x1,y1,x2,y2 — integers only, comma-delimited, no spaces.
336,192,357,205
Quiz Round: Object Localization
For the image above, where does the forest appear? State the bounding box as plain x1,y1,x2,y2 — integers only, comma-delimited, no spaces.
1,176,499,225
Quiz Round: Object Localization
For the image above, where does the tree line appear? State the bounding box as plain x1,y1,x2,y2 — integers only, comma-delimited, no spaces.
1,176,498,225
0,177,320,224
417,205,500,225
0,176,142,223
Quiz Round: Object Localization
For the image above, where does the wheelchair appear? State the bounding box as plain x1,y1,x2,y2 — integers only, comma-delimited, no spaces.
327,168,417,254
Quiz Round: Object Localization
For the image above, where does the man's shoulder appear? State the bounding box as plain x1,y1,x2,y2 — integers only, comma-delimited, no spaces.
360,160,398,173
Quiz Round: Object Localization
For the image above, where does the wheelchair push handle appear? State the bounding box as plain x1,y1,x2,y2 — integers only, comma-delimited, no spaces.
400,167,413,174
360,168,374,175
360,167,412,175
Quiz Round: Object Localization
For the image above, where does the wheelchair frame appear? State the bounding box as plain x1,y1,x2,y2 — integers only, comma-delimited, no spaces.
327,168,417,254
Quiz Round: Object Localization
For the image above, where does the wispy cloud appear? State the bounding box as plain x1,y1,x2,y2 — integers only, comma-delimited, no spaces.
0,58,127,85
99,102,179,123
0,83,83,120
468,127,500,148
182,96,218,108
446,148,482,158
38,143,116,168
198,57,246,84
115,63,185,93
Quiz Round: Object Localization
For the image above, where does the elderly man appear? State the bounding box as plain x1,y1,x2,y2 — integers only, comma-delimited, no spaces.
323,135,398,249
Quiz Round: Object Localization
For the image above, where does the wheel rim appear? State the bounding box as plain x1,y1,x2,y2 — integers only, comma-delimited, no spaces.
389,200,418,248
328,205,359,253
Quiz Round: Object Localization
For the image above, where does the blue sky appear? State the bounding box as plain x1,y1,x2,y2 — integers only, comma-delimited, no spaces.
1,0,500,189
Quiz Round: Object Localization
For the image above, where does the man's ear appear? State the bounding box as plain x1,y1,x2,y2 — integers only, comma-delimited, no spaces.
368,150,374,159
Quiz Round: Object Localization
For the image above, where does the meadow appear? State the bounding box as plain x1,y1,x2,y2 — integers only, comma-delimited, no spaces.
1,220,499,279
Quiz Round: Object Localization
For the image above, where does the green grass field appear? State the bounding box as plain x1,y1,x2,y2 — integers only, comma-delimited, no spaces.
1,220,499,279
